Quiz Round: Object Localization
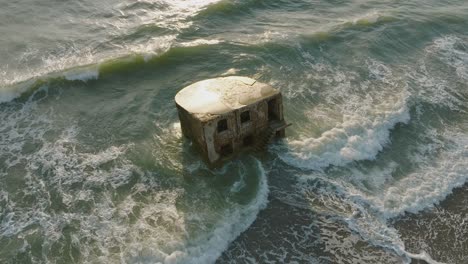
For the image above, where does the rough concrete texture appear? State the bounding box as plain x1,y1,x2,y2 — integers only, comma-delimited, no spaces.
175,76,279,115
175,76,287,166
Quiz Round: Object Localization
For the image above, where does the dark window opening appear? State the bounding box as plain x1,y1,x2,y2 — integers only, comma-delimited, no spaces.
275,130,283,138
217,119,228,133
268,99,278,121
220,143,233,157
243,135,254,146
240,111,251,123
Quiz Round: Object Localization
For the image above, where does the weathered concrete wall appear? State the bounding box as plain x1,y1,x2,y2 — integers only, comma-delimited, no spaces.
176,105,193,139
202,120,219,163
203,111,237,163
176,104,209,162
177,92,285,166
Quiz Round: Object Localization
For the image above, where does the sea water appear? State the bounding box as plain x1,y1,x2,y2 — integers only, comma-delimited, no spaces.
1,0,467,263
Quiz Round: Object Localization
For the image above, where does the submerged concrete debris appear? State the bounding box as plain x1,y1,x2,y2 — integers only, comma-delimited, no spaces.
175,76,290,166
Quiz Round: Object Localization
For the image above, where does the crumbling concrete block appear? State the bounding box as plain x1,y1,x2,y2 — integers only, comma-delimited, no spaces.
175,76,289,166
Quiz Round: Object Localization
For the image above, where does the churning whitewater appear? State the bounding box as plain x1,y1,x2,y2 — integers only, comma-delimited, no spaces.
1,0,467,263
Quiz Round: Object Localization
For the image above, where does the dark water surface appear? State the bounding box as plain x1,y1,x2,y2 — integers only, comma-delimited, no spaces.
1,0,467,263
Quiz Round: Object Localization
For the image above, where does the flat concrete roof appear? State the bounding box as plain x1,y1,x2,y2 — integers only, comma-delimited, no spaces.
175,76,279,115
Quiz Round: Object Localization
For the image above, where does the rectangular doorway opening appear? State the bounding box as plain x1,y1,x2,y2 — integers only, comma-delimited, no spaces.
243,134,254,147
220,143,233,157
275,130,284,138
217,119,228,133
268,99,278,121
240,110,251,124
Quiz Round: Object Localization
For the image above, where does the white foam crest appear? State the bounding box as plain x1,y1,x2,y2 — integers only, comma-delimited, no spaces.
63,67,99,82
66,159,268,264
0,124,146,261
0,39,160,103
169,0,222,10
288,173,445,264
426,35,468,81
0,79,36,103
2,45,97,87
1,115,268,264
228,30,290,46
406,61,464,111
178,39,222,47
362,131,468,219
0,0,222,103
279,94,410,170
268,57,411,170
125,34,177,62
179,159,268,264
0,95,52,167
343,209,446,264
0,45,100,103
116,0,220,32
78,189,187,263
293,126,466,263
403,35,468,111
293,131,467,261
33,130,136,190
342,10,387,26
406,252,445,264
221,68,239,76
0,116,135,221
230,162,247,193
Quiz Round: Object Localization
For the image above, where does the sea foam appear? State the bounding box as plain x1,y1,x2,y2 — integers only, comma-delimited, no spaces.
63,68,99,82
278,93,410,170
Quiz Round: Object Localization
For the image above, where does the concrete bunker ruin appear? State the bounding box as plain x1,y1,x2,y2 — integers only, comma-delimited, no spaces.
175,76,289,166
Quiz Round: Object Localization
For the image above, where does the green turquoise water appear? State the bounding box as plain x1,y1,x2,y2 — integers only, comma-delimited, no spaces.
1,1,467,263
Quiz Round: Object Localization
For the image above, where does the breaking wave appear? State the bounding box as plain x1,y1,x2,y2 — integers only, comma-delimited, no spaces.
0,99,269,263
278,95,410,170
275,56,411,171
265,35,468,263
426,35,468,81
0,0,225,104
288,127,468,264
0,39,223,104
